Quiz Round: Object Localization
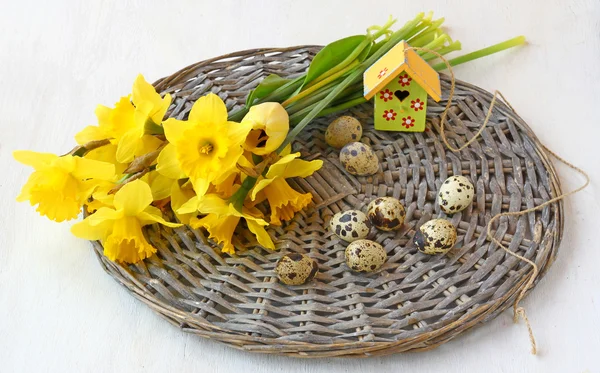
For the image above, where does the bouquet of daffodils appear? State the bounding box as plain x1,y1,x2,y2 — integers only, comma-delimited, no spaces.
14,13,523,264
14,75,322,262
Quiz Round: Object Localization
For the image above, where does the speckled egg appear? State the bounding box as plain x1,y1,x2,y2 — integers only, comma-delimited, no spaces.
367,197,406,231
339,142,379,176
275,253,319,285
414,219,457,255
345,239,387,272
329,210,371,242
438,175,474,214
325,116,363,149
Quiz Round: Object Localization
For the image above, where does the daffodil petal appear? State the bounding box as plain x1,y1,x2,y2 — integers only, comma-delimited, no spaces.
86,207,121,226
195,194,232,216
137,135,163,156
95,104,112,129
282,159,323,179
251,178,274,201
148,172,173,201
113,180,153,216
264,153,300,178
188,93,228,125
13,150,57,169
191,177,210,197
138,206,181,228
132,74,159,107
157,144,187,179
75,125,108,144
171,182,195,211
153,93,171,124
163,117,193,144
246,219,275,250
72,157,115,180
116,129,141,163
71,217,113,240
280,143,292,156
177,196,199,215
228,120,253,146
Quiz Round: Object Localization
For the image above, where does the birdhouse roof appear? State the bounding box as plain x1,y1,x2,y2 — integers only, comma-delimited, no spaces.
363,41,442,101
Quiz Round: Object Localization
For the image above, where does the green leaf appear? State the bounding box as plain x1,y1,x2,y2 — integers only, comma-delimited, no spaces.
245,74,291,107
303,35,367,87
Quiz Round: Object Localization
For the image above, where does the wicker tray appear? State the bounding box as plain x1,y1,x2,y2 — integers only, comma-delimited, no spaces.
91,46,563,357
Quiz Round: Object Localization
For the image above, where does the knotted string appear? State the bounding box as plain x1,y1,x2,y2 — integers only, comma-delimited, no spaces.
406,46,590,354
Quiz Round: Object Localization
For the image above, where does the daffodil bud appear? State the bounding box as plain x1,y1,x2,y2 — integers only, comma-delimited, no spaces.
242,103,289,155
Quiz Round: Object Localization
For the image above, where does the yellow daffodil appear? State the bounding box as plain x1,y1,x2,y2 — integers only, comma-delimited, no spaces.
14,151,115,222
116,75,171,163
75,96,135,144
163,93,251,196
71,180,181,263
75,75,170,163
178,194,274,254
250,152,322,225
242,102,289,155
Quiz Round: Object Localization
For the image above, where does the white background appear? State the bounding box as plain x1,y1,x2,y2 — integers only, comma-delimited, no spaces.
1,1,599,372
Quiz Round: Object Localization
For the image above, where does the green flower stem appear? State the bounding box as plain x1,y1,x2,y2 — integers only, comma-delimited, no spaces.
423,41,461,61
288,83,362,123
402,18,432,41
432,36,526,71
319,97,367,117
282,59,359,107
419,34,450,55
407,18,445,46
285,80,339,115
230,175,258,211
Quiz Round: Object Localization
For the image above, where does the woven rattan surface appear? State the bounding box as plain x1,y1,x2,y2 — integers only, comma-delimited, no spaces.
91,46,563,357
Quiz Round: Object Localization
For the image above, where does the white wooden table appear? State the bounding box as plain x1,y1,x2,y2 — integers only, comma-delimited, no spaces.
2,1,599,372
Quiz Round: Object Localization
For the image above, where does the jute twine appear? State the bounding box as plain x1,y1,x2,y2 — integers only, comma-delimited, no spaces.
408,46,590,354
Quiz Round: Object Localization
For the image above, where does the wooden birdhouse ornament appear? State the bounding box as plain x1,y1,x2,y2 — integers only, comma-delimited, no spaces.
363,41,442,132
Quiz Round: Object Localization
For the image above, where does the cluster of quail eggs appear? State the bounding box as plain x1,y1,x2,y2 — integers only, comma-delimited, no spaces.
327,196,407,273
326,116,379,177
274,116,478,285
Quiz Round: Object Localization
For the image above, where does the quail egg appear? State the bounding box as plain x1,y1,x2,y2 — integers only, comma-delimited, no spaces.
414,219,457,255
345,239,387,272
275,253,319,285
339,142,379,176
367,197,406,231
325,116,363,149
438,175,474,214
329,210,371,242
